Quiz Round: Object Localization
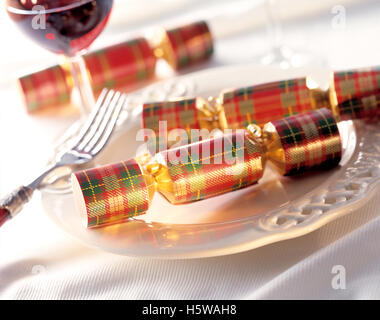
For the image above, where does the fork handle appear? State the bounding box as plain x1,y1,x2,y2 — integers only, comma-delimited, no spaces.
0,208,10,227
0,186,34,227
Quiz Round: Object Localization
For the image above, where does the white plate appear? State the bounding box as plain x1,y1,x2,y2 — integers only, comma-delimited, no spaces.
41,64,380,259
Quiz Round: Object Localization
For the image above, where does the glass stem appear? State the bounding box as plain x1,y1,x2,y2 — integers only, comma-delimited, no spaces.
68,55,95,115
265,0,283,51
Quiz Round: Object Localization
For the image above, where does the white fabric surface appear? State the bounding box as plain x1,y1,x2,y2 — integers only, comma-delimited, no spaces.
1,0,380,300
2,192,380,299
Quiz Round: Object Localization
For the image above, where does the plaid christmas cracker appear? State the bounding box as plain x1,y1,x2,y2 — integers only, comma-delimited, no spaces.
336,92,380,120
269,108,342,176
85,38,156,92
18,65,71,113
159,131,263,204
166,20,214,70
333,66,380,119
74,159,149,228
142,98,200,152
221,78,313,130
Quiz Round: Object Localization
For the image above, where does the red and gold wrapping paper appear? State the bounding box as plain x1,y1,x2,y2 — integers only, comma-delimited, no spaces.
143,98,200,133
141,78,323,149
142,67,380,141
157,131,264,204
72,159,150,228
73,109,342,229
332,66,380,105
19,38,157,113
142,98,201,151
142,98,214,154
18,20,214,113
220,78,315,130
332,66,380,120
159,20,214,70
85,38,157,92
18,65,72,113
335,93,380,120
263,108,342,175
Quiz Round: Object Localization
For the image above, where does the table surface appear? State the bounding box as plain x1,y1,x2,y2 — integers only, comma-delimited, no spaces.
1,0,380,299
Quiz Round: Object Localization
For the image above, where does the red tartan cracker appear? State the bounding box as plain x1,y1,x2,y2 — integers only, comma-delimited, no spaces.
158,131,264,204
142,98,201,152
162,20,214,70
333,66,380,105
335,92,380,120
17,20,215,113
72,159,150,228
84,38,157,92
19,38,157,113
18,65,72,113
263,108,342,176
72,110,344,229
220,78,314,130
140,67,380,136
332,67,380,120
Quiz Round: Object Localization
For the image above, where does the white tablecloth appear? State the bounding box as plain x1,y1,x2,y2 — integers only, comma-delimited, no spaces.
1,0,380,300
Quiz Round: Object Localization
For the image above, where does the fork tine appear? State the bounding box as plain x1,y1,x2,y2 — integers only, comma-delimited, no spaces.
89,94,126,156
70,88,111,149
75,89,116,151
82,91,122,153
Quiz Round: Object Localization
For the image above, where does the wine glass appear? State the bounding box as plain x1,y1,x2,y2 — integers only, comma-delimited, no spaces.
261,0,327,69
6,0,114,114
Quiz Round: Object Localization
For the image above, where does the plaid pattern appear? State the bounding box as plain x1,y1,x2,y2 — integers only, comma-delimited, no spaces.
267,108,342,176
142,98,200,152
336,92,380,120
18,65,71,113
221,78,313,130
165,20,214,70
333,66,380,118
18,38,156,113
159,131,263,204
85,38,157,92
74,159,149,228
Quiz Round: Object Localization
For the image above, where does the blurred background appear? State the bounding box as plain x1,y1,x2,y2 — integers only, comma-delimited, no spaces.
0,0,379,86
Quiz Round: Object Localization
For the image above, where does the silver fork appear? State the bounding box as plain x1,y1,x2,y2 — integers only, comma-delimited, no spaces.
0,89,126,227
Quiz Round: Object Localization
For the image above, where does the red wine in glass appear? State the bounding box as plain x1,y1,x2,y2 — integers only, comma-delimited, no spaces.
6,0,113,56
